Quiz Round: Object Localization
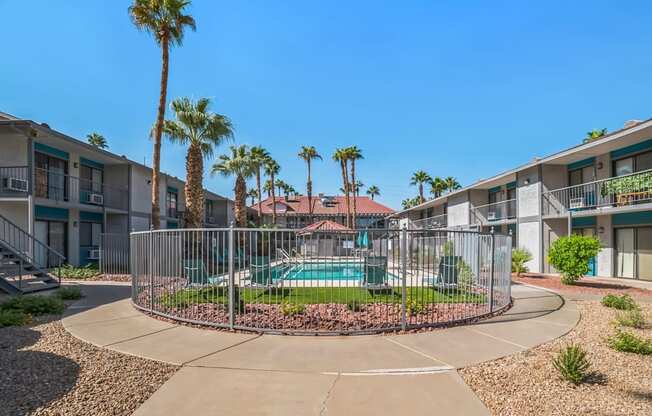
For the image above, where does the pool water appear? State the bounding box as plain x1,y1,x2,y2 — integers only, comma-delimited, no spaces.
278,262,366,281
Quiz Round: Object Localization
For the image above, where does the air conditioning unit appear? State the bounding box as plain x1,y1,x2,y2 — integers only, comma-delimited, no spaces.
3,177,28,192
569,198,584,209
89,193,104,205
88,249,100,260
487,212,497,221
207,216,215,224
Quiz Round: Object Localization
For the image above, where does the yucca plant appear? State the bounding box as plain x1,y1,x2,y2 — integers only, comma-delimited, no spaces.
552,343,591,385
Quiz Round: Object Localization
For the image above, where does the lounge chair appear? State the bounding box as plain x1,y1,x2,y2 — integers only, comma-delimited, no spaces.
184,259,226,286
424,256,461,287
363,256,388,288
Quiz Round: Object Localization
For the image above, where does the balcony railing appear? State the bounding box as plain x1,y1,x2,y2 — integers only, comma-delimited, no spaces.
0,166,29,197
34,168,129,211
471,199,517,224
542,169,652,216
411,213,448,229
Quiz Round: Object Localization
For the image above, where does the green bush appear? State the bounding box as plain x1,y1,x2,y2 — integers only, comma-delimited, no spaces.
58,264,101,280
607,330,652,355
551,343,591,384
0,309,32,327
457,260,474,292
280,301,305,316
442,241,455,256
406,297,426,316
346,299,363,312
0,295,65,316
601,294,637,311
547,235,601,284
614,309,646,329
57,286,83,300
511,248,532,275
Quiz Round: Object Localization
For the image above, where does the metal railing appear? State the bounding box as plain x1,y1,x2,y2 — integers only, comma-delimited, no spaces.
131,227,512,335
99,233,130,276
411,214,448,229
542,169,652,216
0,166,29,197
34,168,129,211
471,199,517,224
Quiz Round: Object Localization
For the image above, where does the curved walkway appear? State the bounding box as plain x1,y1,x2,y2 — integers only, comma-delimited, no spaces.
62,282,578,416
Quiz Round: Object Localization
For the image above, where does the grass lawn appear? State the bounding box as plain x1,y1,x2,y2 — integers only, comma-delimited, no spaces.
160,286,484,308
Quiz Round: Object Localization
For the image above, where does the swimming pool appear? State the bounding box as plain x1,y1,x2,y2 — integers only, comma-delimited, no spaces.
281,262,366,281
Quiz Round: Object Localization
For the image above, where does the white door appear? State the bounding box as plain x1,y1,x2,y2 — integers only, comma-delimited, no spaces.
616,228,635,278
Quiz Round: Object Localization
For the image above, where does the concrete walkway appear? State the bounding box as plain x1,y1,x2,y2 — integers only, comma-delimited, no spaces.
61,282,578,416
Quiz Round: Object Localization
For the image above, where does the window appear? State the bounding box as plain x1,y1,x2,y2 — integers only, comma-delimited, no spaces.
80,165,103,193
35,152,68,200
488,191,499,205
635,151,652,172
80,222,102,247
166,191,178,217
615,158,634,177
614,150,652,177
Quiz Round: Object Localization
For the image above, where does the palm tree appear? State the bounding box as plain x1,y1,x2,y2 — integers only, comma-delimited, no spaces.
430,176,446,198
410,170,432,204
129,0,196,229
212,145,255,227
366,185,380,200
264,158,280,225
333,148,351,227
283,184,297,199
87,132,108,149
298,146,322,222
263,179,273,198
443,176,461,193
250,146,270,225
247,188,259,206
162,97,233,228
583,128,607,143
346,146,363,228
274,179,287,197
353,180,364,197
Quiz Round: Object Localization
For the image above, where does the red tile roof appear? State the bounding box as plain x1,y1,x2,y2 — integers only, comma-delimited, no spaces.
301,220,352,232
250,196,394,216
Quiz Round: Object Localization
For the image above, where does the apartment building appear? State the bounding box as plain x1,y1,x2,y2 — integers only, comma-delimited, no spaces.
389,119,652,281
0,112,236,270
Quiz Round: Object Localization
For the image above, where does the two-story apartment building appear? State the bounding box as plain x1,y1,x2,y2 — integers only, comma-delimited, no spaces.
0,112,236,270
390,119,652,281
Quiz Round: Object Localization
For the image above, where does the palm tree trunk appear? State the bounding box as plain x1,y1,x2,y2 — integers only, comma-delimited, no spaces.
235,175,247,227
351,160,357,228
340,160,351,228
307,161,313,223
184,142,204,228
256,168,263,226
270,172,277,225
150,35,169,230
419,184,424,203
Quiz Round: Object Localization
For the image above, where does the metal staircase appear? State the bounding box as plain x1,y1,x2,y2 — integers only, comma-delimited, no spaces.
0,213,65,294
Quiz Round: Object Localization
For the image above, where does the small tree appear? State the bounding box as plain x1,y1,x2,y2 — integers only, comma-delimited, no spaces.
548,235,601,285
512,248,533,276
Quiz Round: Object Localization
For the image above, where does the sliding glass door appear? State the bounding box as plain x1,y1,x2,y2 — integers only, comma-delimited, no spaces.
616,228,635,278
616,227,652,280
638,227,652,281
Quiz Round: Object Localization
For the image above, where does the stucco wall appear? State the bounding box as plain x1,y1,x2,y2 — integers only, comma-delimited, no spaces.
543,218,567,273
597,215,613,277
517,166,541,218
130,165,153,215
518,220,541,272
447,193,470,227
0,201,29,230
0,133,28,166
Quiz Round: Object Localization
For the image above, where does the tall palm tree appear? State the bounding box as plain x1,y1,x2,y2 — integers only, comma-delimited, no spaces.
274,179,287,197
298,146,322,222
410,170,432,204
430,176,446,198
333,148,351,227
212,145,255,227
353,180,364,197
250,146,270,225
87,132,108,149
263,179,273,198
162,97,233,228
264,158,280,225
346,146,363,228
443,176,461,193
129,0,196,229
247,188,259,206
583,128,607,143
366,185,380,200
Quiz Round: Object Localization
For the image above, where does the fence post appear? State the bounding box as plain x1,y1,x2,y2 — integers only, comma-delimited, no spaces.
400,226,407,331
228,222,235,329
489,228,495,313
148,229,154,312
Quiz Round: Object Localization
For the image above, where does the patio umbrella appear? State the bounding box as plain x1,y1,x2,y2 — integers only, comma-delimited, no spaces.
357,231,369,248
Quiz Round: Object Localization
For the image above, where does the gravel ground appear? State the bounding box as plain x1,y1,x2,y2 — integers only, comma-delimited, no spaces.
62,274,132,283
0,316,177,416
514,274,652,298
461,301,652,416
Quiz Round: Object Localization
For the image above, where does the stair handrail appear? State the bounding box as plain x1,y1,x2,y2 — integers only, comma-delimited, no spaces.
0,213,66,268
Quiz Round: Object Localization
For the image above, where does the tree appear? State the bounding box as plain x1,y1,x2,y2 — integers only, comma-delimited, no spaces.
512,248,533,276
430,177,446,198
129,0,196,229
333,148,351,227
264,158,280,225
212,145,255,227
247,188,259,206
298,146,322,222
87,132,108,149
250,146,270,225
366,185,380,200
410,170,432,204
353,180,364,197
263,179,273,198
443,176,461,193
162,97,233,228
583,128,607,143
401,196,421,210
548,235,601,284
346,146,363,228
274,179,287,197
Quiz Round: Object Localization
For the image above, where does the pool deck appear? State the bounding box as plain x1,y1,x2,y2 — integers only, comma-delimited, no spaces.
61,281,578,415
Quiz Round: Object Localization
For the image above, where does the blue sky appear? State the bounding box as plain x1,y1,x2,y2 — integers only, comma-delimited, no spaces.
2,1,652,209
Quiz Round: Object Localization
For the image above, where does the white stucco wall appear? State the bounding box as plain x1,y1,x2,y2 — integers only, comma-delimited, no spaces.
518,220,541,272
447,193,470,227
597,215,613,277
0,133,28,166
517,166,541,218
0,201,29,230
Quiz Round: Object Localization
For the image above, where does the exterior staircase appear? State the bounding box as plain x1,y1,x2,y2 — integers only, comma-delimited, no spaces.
0,214,65,294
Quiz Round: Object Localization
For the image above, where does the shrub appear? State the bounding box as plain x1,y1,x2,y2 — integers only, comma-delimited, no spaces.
607,330,652,355
457,260,474,292
547,235,601,284
406,297,425,316
511,248,532,275
601,294,637,311
551,343,591,384
57,286,83,300
280,302,305,316
0,295,65,316
346,299,363,312
58,264,101,280
614,309,646,329
442,241,455,256
0,309,31,327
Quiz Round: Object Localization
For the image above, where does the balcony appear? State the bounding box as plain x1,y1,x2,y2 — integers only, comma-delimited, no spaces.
471,199,517,224
0,166,29,197
34,168,129,211
542,169,652,216
411,213,448,229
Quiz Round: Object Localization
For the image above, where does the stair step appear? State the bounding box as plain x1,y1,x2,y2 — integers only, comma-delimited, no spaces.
18,282,61,293
4,275,56,284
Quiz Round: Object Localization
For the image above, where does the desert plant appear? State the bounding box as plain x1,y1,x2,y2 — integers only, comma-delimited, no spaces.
58,264,101,280
511,248,532,275
57,286,83,301
442,240,455,256
607,330,652,355
406,297,426,316
0,309,31,327
601,171,652,197
346,299,363,312
614,309,646,329
281,302,306,316
601,294,638,311
548,235,601,284
457,260,475,292
552,344,591,384
0,296,65,316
